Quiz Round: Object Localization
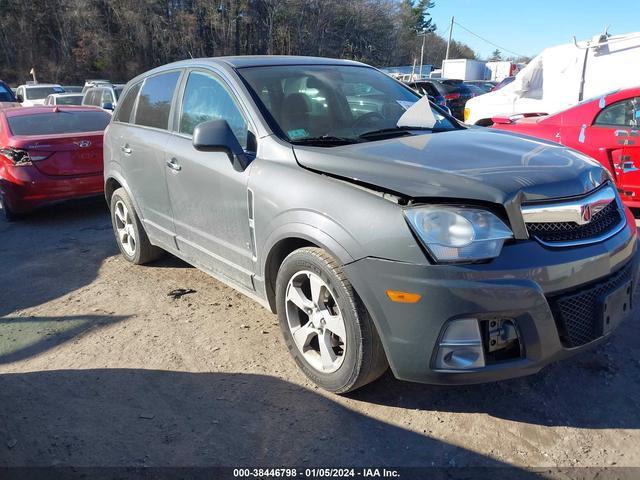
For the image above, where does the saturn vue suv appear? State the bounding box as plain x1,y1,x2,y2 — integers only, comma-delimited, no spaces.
103,56,639,393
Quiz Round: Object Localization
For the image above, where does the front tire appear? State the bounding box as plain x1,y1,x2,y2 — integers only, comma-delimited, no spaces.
276,247,388,393
110,187,163,264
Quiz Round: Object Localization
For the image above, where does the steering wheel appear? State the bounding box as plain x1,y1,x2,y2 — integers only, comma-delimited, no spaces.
352,111,386,129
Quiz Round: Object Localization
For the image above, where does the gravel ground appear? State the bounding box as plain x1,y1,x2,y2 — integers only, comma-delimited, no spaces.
1,198,639,471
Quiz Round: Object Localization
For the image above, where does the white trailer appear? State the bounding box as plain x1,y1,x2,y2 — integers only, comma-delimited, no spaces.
486,61,517,81
465,31,640,125
441,59,488,81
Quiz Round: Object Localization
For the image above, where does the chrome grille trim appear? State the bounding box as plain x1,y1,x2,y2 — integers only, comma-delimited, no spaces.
521,184,627,247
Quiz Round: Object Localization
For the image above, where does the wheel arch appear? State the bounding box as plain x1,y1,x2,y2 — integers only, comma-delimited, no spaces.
104,172,144,219
261,224,356,314
104,177,122,204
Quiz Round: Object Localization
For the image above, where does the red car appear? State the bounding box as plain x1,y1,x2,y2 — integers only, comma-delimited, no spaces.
492,87,640,210
0,105,111,220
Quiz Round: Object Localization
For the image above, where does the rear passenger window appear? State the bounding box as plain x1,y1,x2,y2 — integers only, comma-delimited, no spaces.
179,71,248,148
135,71,181,130
114,82,141,123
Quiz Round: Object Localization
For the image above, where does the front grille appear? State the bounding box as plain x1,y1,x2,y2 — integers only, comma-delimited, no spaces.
527,201,622,244
549,263,633,348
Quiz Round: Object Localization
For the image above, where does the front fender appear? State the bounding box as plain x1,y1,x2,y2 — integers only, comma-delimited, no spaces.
260,217,356,275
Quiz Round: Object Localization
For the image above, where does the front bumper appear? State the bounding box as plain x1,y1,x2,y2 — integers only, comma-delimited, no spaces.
344,212,639,385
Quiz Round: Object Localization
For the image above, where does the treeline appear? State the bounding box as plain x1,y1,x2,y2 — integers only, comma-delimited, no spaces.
0,0,477,85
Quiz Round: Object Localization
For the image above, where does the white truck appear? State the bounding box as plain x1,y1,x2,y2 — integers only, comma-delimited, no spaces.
441,59,487,81
465,31,640,125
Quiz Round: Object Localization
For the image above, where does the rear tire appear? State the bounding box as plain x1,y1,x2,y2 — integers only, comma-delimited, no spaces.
110,187,163,264
276,247,388,393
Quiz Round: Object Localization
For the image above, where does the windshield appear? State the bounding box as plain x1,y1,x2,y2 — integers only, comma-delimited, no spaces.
8,111,111,136
238,65,456,144
26,86,65,100
114,87,123,100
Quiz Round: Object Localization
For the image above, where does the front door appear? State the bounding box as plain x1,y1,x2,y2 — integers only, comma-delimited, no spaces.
165,69,255,289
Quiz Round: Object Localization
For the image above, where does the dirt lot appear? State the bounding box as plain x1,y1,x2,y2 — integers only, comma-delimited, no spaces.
1,198,640,471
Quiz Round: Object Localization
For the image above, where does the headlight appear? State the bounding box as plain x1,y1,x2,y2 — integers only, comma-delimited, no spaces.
404,206,513,263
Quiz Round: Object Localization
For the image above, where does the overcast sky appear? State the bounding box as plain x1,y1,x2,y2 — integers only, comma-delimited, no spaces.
429,0,640,59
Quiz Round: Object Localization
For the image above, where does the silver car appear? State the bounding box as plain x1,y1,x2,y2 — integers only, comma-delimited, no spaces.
104,57,639,393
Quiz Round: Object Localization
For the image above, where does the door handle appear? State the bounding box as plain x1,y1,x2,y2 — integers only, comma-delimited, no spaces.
121,145,132,155
166,158,182,171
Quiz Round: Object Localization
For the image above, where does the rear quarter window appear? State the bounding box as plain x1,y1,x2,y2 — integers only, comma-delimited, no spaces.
114,82,142,123
595,97,640,127
7,111,111,136
134,71,181,130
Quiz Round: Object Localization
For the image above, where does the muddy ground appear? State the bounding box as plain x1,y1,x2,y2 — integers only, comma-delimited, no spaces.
1,198,639,472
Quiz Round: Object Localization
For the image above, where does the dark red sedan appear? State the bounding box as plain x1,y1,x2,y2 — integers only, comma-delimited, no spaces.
0,105,111,220
492,87,640,210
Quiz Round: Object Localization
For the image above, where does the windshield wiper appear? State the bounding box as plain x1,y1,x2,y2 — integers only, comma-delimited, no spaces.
358,126,435,140
291,135,360,146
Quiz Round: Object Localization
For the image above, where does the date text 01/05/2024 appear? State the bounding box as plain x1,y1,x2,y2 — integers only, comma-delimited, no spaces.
232,468,401,478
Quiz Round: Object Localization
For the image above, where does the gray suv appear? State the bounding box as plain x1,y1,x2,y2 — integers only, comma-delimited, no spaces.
104,56,639,393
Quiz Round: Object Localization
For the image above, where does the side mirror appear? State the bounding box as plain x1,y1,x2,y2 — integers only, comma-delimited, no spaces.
16,94,24,103
101,102,114,111
193,119,249,172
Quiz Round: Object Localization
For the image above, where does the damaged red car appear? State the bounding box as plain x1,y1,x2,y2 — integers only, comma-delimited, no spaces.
0,106,111,220
491,87,640,211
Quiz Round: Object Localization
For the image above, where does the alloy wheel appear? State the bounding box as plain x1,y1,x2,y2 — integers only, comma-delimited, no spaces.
114,200,136,256
285,270,347,373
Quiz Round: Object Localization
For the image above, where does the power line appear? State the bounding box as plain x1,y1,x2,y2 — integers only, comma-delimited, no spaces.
452,21,528,58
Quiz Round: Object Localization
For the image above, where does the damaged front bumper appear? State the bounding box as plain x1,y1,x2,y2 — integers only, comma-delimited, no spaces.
343,213,639,385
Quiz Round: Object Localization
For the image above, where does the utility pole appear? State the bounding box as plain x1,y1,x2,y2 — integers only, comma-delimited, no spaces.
445,16,455,60
418,29,428,78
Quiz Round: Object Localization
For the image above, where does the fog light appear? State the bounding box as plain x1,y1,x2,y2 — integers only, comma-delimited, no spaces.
433,318,485,370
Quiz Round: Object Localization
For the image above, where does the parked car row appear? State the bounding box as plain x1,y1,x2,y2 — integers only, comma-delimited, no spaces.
406,78,475,120
7,80,123,113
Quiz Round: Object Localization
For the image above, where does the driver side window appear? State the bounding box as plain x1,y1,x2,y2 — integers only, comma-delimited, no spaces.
595,97,640,127
179,70,248,149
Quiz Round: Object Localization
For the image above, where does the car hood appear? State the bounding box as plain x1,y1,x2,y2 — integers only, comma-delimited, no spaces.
292,128,608,204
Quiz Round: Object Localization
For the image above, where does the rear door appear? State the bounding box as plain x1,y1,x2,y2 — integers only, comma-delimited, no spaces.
164,68,255,289
115,71,182,246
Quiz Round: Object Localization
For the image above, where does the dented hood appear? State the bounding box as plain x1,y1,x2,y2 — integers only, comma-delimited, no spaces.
293,128,608,204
